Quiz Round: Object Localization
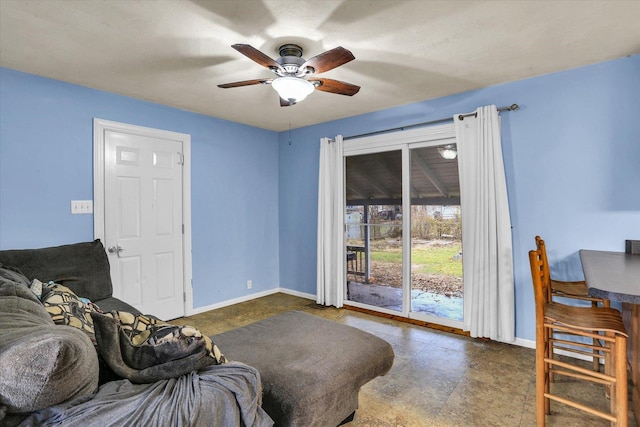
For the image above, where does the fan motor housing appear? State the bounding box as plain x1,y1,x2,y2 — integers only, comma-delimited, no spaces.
276,44,307,75
278,43,303,58
277,56,304,72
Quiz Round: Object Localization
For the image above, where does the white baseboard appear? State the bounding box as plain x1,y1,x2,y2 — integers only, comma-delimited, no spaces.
187,288,280,316
187,287,315,316
511,337,595,362
512,337,535,349
277,287,316,300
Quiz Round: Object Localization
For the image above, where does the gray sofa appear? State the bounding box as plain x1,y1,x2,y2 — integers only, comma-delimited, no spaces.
0,240,394,426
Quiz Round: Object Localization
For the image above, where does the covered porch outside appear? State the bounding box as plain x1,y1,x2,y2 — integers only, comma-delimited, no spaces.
346,235,463,322
344,145,463,322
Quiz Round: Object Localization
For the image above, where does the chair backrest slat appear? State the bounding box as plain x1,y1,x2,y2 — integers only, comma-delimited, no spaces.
528,249,549,319
535,236,553,302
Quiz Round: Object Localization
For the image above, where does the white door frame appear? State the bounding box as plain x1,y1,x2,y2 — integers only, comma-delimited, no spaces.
93,118,193,316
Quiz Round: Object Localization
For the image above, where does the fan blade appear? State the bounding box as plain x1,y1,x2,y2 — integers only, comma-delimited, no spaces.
232,44,284,73
309,78,360,96
217,78,272,88
301,46,355,74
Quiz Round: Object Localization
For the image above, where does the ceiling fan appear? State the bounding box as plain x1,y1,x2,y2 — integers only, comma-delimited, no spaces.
218,43,360,106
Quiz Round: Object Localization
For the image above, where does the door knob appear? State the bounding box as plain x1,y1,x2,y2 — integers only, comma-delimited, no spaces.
107,245,124,256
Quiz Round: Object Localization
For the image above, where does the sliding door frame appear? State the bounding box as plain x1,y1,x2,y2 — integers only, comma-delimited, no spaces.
343,123,462,328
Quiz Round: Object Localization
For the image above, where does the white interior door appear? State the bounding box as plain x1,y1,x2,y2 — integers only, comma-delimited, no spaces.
94,119,191,320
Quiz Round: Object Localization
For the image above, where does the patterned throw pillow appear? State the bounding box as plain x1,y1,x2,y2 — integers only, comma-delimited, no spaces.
40,283,100,344
29,278,43,298
106,311,226,366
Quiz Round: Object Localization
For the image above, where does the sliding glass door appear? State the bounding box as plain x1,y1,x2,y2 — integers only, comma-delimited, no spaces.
345,151,404,312
409,145,463,323
342,124,463,328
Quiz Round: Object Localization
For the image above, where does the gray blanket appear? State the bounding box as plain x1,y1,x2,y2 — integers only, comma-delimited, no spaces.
91,311,222,383
17,362,274,427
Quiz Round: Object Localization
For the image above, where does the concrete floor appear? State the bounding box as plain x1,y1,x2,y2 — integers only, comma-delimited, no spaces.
178,293,636,426
348,281,463,321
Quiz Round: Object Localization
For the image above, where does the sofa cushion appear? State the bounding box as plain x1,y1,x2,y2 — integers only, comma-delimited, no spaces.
0,265,32,289
0,267,53,326
0,240,113,302
0,278,99,413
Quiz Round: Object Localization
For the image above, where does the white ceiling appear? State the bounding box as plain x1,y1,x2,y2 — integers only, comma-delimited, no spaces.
1,0,639,132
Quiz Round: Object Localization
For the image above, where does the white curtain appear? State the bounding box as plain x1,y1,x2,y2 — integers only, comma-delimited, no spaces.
455,105,515,342
317,135,345,307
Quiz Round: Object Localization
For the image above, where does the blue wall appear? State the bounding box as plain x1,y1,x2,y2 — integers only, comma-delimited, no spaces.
0,68,280,308
278,55,640,341
2,55,638,340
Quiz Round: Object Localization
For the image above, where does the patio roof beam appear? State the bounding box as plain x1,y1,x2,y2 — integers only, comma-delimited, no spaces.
378,156,419,199
348,165,393,199
346,183,365,199
414,157,449,198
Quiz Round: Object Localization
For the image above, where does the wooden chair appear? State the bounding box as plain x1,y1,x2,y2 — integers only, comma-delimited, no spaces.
536,236,610,371
529,248,628,426
536,236,610,307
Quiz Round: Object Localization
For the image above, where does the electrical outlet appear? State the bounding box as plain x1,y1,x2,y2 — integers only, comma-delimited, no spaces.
247,280,252,289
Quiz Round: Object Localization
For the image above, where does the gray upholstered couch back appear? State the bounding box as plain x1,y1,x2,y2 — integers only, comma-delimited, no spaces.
0,239,113,302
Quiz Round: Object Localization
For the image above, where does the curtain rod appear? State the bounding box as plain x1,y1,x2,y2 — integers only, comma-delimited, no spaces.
342,103,519,141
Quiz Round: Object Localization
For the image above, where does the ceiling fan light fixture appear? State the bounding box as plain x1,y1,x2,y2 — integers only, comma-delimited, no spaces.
437,144,458,160
271,76,314,103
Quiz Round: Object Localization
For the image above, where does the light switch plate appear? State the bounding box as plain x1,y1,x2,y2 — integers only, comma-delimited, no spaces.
71,200,93,214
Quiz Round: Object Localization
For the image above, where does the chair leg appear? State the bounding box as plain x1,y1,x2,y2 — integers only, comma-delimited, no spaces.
537,327,548,426
593,335,604,372
604,335,613,400
592,301,603,372
548,330,555,383
614,334,628,427
544,332,551,415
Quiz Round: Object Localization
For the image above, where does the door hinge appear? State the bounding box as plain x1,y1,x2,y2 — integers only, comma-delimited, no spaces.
183,292,186,302
177,152,184,165
182,224,185,234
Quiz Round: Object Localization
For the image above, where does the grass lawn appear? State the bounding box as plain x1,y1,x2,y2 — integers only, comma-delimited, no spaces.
371,243,462,277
